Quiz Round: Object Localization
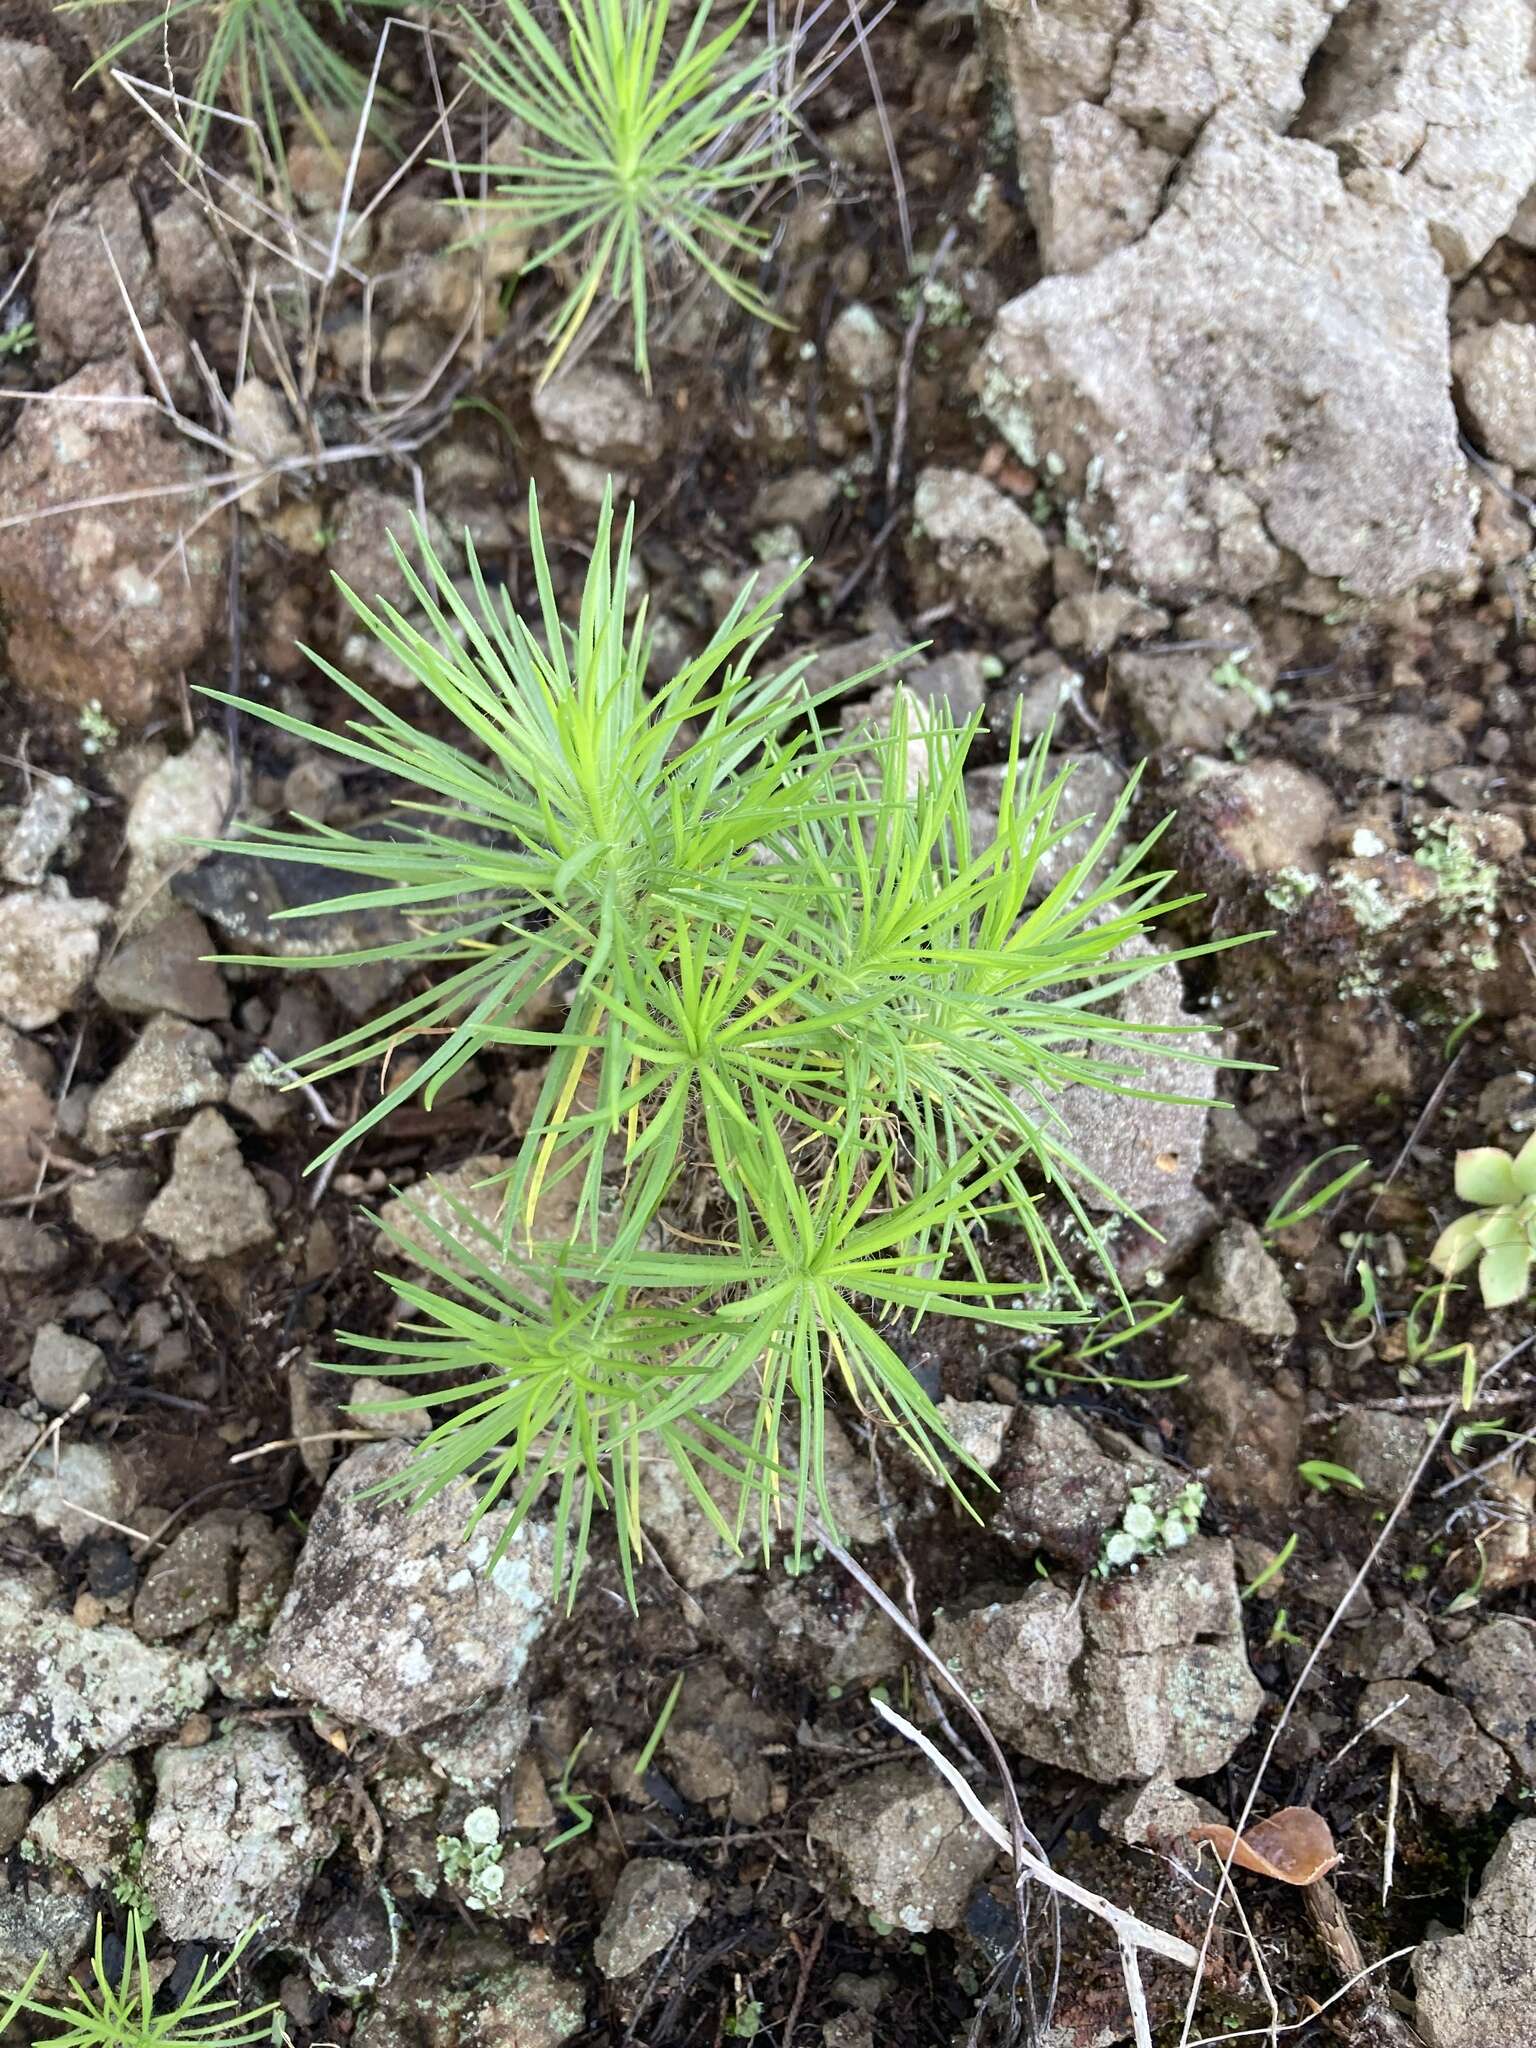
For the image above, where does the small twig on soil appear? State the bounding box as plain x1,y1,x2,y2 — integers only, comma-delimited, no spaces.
1178,1950,1416,2047
5,1394,90,1488
1382,1750,1400,1910
885,223,957,510
229,1428,392,1465
815,1523,1062,2044
872,1697,1195,2048
57,1502,160,1547
779,1915,826,2045
1321,1692,1409,1783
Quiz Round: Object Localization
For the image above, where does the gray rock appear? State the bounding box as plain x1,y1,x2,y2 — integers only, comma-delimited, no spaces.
1046,939,1217,1214
299,1894,400,1998
0,1879,95,1994
910,468,1050,633
1020,104,1172,274
0,1022,55,1198
28,1324,107,1411
1111,645,1260,752
355,1943,583,2048
1414,1819,1536,2048
1047,587,1168,656
1299,0,1536,276
809,1762,999,1932
142,1108,274,1262
0,887,110,1029
1454,322,1536,472
1338,1606,1434,1682
26,1756,142,1888
68,1164,157,1243
975,116,1471,603
1358,1680,1509,1821
0,1784,30,1854
96,906,229,1020
0,1568,208,1782
133,1510,242,1639
933,1537,1262,1782
0,1217,67,1275
266,1440,554,1738
531,366,663,467
2,775,87,886
143,1724,336,1943
984,0,1340,153
1100,1775,1217,1848
826,304,898,390
996,1404,1186,1570
933,1398,1011,1475
1177,757,1337,876
1190,1222,1296,1339
0,359,228,726
125,731,231,865
0,1439,138,1548
661,1664,779,1824
0,39,67,205
1335,713,1464,783
84,1016,227,1155
36,178,161,364
1331,1408,1426,1504
1440,1617,1536,1782
595,1859,706,1978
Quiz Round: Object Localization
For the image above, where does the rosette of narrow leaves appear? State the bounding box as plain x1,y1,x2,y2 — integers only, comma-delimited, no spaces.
456,0,792,384
63,0,392,161
1430,1135,1536,1308
0,1910,277,2048
206,484,1246,1590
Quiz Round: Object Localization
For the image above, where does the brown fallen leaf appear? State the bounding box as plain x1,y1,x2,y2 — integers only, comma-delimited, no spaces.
1189,1805,1340,1885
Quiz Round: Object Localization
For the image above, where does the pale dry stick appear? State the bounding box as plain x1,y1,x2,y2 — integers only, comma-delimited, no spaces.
816,1526,1062,2044
843,0,910,269
0,193,66,327
1320,1690,1409,1783
230,1429,392,1466
1382,1750,1400,1910
886,221,958,508
5,1394,90,1489
1174,1399,1461,2047
55,1502,161,1547
871,1697,1194,2048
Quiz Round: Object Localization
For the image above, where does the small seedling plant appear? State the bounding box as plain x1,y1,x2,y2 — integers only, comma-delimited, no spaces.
62,0,393,161
0,1911,278,2048
1430,1134,1536,1309
207,482,1237,1597
456,0,793,384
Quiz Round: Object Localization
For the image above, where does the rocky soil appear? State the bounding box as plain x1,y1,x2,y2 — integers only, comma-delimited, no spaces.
1,0,1536,2043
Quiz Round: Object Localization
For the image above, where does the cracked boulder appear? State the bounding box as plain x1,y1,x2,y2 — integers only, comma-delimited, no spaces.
975,115,1472,604
1298,0,1536,276
933,1538,1262,1782
265,1440,555,1740
0,357,228,724
1414,1819,1536,2048
982,0,1345,269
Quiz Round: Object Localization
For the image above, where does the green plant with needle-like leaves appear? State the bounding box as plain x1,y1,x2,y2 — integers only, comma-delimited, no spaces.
0,1911,278,2048
455,0,792,385
61,0,390,161
204,483,1247,1597
1430,1135,1536,1309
